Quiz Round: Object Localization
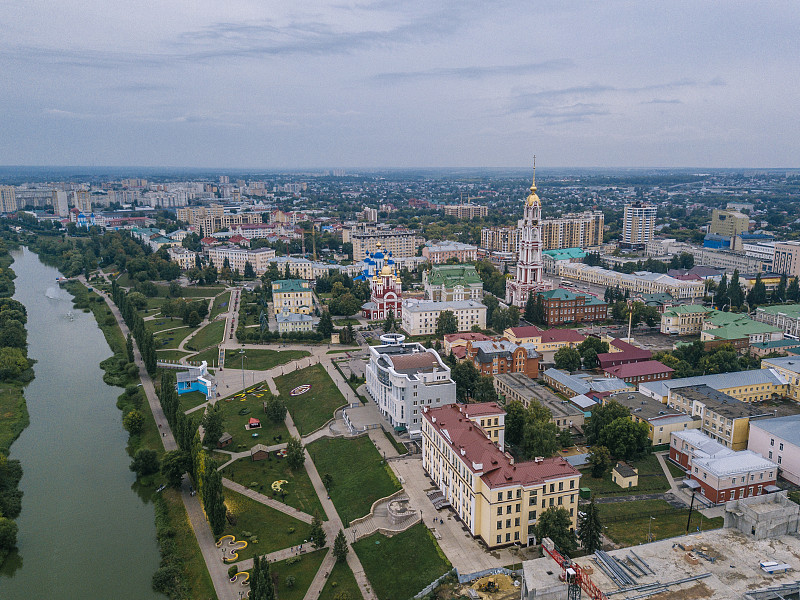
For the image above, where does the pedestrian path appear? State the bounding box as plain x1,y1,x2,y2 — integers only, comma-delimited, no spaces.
222,478,314,524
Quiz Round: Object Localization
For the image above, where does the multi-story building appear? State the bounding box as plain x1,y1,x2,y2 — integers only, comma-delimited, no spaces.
669,429,733,471
542,248,585,275
687,246,766,274
690,449,776,504
366,342,456,437
503,326,585,353
754,304,800,338
667,385,776,450
421,403,581,548
559,263,705,300
700,311,783,351
607,391,699,445
421,241,478,264
177,204,224,226
167,247,198,270
621,202,656,248
660,305,713,335
0,186,18,213
481,226,519,254
272,279,312,315
602,361,673,386
596,338,652,369
401,299,486,336
466,340,541,380
443,203,488,219
773,242,800,278
640,369,789,405
761,357,800,402
537,288,608,326
423,264,483,302
749,415,800,485
55,190,69,217
351,228,417,261
206,246,276,275
276,310,314,334
543,368,630,398
710,209,750,239
70,190,92,214
540,211,604,250
493,373,583,430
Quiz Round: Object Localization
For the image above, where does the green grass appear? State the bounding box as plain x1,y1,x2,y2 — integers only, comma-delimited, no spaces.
580,454,671,497
307,436,401,526
154,326,196,350
0,383,29,455
189,320,226,350
217,384,290,450
353,523,451,600
222,489,312,561
666,460,687,479
382,430,408,455
268,549,327,600
333,318,360,326
599,499,724,546
318,558,361,600
146,316,187,333
210,291,231,319
186,347,222,367
223,455,325,519
146,296,166,309
171,285,224,298
156,349,192,362
179,390,210,413
226,349,310,371
275,364,348,436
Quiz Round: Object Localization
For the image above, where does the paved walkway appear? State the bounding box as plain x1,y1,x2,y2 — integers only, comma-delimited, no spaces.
222,478,314,524
655,451,724,518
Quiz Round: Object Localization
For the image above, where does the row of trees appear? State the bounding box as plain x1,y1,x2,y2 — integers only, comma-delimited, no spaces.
112,280,157,375
654,340,759,379
715,271,800,311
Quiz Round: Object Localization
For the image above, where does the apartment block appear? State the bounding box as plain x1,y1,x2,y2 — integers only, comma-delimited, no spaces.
540,211,604,250
773,242,800,278
0,187,18,213
622,202,656,248
559,263,705,300
421,241,478,264
443,203,488,219
481,227,519,254
352,228,417,261
206,245,276,275
710,209,750,238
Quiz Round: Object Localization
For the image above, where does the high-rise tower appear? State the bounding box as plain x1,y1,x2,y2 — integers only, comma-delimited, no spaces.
506,161,552,307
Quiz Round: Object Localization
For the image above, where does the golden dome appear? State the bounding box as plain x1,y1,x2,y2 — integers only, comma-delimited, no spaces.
526,158,540,206
380,264,393,276
376,241,382,249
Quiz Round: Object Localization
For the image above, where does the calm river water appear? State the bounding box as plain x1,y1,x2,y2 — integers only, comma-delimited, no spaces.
0,247,161,599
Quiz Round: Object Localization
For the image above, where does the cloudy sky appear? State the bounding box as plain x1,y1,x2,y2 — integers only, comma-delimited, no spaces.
1,1,798,168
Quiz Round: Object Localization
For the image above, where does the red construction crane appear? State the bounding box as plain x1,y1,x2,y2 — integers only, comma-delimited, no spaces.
541,538,608,600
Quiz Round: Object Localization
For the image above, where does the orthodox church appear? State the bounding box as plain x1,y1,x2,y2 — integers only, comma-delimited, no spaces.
356,242,403,320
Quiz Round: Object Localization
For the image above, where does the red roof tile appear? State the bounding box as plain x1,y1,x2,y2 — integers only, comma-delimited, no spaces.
444,332,493,343
604,360,674,378
507,325,543,338
538,329,585,343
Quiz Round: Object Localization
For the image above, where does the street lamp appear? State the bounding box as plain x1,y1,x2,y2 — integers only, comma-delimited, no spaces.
647,516,655,542
239,349,246,392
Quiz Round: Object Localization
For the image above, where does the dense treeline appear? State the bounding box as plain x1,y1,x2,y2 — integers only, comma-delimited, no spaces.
112,280,157,375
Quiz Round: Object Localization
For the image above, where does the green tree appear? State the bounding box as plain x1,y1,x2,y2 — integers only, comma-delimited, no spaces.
588,446,611,478
598,418,650,461
0,347,30,381
524,291,536,323
747,273,767,307
716,274,728,309
728,269,744,309
285,436,305,471
0,516,18,555
536,506,576,556
161,450,191,488
582,348,599,369
788,277,800,302
435,310,458,336
553,346,581,372
322,473,334,490
126,333,134,363
504,400,526,447
577,498,603,553
774,273,787,303
250,554,275,600
186,310,201,327
201,402,225,448
130,448,160,477
557,428,573,448
310,514,327,549
317,311,334,337
578,336,609,358
520,419,560,460
383,309,396,332
264,395,287,424
584,401,631,446
333,529,349,563
202,467,227,537
123,409,145,435
127,291,147,310
243,261,256,279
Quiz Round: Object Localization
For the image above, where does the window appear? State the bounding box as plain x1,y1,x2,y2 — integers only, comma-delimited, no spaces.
514,532,520,541
780,443,784,451
497,521,502,530
507,491,513,500
549,498,554,507
497,493,503,502
778,456,782,465
516,503,521,513
550,484,555,493
505,533,511,543
497,535,502,544
529,511,536,521
497,507,502,516
506,505,512,514
558,481,564,491
515,517,520,527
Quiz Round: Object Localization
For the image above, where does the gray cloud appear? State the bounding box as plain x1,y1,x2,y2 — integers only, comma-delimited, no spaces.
372,59,574,82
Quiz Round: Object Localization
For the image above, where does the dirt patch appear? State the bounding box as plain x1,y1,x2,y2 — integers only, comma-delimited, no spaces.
650,581,713,600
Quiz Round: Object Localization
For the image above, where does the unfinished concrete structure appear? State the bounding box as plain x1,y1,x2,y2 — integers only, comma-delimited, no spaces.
724,490,800,540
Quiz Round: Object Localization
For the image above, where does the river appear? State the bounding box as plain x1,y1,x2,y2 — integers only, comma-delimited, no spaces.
0,247,161,599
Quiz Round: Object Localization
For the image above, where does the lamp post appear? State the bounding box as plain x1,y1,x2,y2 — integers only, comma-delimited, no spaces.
240,349,246,392
647,516,655,542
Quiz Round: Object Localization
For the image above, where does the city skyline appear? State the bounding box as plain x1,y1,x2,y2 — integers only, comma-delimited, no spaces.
2,1,799,168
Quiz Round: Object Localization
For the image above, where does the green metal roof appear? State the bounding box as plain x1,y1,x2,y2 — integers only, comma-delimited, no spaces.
705,319,782,340
704,310,751,327
662,304,712,317
758,304,800,317
426,264,482,286
539,288,605,305
543,248,586,260
273,279,310,292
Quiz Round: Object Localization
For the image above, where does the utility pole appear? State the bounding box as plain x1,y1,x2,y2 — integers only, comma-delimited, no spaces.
685,490,696,534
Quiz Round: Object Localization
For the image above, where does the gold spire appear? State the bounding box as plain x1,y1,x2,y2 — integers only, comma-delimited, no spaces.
526,155,540,206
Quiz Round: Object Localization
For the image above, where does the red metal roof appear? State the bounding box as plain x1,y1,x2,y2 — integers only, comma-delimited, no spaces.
444,332,493,343
460,402,506,418
507,325,543,338
538,328,585,344
603,360,674,379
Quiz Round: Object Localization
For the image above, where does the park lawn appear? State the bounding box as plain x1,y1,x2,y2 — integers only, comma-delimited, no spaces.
146,296,166,309
382,430,408,456
269,549,327,600
353,523,451,600
172,285,224,298
307,436,401,526
221,454,325,518
0,384,29,454
210,291,231,319
160,489,218,600
156,349,192,363
154,326,196,350
189,320,226,350
146,317,187,333
333,318,360,326
179,390,209,413
188,347,223,367
223,489,312,561
599,499,724,546
318,558,361,600
580,454,670,497
276,364,348,436
218,385,290,450
226,349,310,371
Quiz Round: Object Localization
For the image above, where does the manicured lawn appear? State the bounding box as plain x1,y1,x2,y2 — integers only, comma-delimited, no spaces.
179,390,209,413
146,317,187,333
217,384,290,450
318,558,361,600
353,523,451,600
156,349,192,362
210,291,231,319
222,489,312,561
307,436,401,526
665,459,687,479
276,364,348,436
154,326,195,350
0,383,28,454
580,453,670,497
226,349,310,371
174,286,224,298
222,453,325,518
383,430,408,455
269,549,327,600
189,320,226,350
187,347,223,367
599,499,724,546
146,296,166,309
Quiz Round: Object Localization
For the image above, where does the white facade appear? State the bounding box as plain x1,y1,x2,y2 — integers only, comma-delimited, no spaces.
365,343,456,437
622,202,656,246
749,416,800,485
559,262,705,299
167,246,198,270
401,299,487,336
207,245,276,275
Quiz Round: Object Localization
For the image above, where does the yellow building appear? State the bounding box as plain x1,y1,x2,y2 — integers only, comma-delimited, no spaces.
611,462,639,488
502,325,584,353
761,356,800,402
0,186,17,213
272,279,312,315
640,369,788,404
540,211,604,251
710,209,749,238
660,305,713,335
422,403,581,548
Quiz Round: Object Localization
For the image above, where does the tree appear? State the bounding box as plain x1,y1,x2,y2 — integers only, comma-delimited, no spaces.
536,506,576,556
435,310,458,336
524,291,536,323
201,402,224,448
716,274,728,309
317,311,334,338
285,436,305,471
747,273,768,308
582,348,599,369
383,309,396,332
202,467,227,537
264,395,287,424
168,280,182,298
310,514,327,549
333,529,349,563
728,269,744,309
250,554,275,600
584,401,631,446
0,517,18,555
130,448,160,477
126,333,134,363
774,273,787,303
588,446,611,478
577,498,603,553
322,473,334,490
123,409,145,435
186,310,201,327
161,450,191,488
504,400,527,447
243,261,255,279
127,291,147,310
557,428,573,448
597,418,650,461
519,419,560,460
0,347,31,381
788,277,800,302
553,346,581,372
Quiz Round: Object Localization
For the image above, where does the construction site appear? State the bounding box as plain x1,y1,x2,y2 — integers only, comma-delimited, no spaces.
521,493,800,600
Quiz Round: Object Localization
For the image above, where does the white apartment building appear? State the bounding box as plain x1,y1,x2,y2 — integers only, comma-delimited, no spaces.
351,228,417,261
366,342,456,437
167,247,198,270
622,202,656,247
558,262,705,299
0,187,18,213
206,245,276,275
401,299,487,336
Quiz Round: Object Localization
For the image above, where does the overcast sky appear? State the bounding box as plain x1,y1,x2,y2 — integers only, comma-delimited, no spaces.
1,1,798,169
